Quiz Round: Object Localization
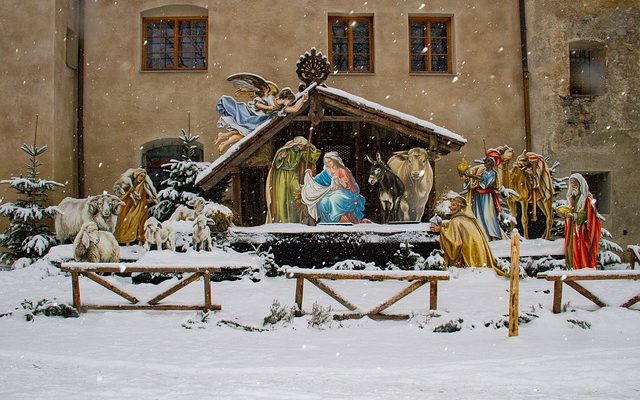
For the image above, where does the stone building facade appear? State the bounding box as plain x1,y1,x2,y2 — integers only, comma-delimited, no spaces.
0,0,638,248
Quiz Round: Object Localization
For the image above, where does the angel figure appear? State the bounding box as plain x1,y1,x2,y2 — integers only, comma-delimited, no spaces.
215,73,308,153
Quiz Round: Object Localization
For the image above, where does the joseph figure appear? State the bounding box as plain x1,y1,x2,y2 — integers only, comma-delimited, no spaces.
431,195,505,276
265,136,321,224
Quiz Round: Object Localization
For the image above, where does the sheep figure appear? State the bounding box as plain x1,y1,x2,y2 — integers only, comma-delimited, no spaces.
73,222,120,263
143,217,176,251
55,194,125,243
168,197,207,222
192,214,213,252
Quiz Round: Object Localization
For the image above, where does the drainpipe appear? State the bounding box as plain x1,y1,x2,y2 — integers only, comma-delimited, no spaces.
519,0,532,151
76,0,85,197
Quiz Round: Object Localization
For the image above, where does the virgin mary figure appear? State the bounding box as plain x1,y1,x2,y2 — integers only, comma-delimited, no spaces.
301,152,366,224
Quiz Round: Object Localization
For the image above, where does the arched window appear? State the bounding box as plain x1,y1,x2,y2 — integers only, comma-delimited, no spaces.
569,41,605,96
141,138,203,190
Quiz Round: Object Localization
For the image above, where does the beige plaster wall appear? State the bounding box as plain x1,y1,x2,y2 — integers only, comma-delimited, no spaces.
0,0,77,234
81,0,526,199
526,0,640,247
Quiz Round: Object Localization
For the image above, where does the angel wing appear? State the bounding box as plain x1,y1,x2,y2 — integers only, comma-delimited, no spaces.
227,73,279,101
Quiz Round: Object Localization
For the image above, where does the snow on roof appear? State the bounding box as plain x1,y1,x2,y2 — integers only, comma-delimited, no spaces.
196,83,466,186
316,86,467,144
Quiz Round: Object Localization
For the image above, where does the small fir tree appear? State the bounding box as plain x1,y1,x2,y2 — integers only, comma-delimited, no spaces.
0,116,64,266
386,242,426,270
151,127,230,221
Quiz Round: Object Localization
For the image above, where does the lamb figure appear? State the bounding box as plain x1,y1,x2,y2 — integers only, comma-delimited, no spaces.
168,197,207,222
192,214,213,252
73,222,120,263
143,217,176,251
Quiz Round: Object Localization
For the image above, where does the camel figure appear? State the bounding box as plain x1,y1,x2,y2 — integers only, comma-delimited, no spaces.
508,151,554,240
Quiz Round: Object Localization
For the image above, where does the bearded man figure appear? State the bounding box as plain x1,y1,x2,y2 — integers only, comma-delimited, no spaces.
564,173,602,269
430,195,505,276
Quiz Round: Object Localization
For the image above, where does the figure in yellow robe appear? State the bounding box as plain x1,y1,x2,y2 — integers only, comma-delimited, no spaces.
431,195,505,276
114,168,157,244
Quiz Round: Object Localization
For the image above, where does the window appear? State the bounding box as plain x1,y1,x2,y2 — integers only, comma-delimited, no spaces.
569,42,605,95
409,16,452,73
579,171,611,214
141,139,203,189
328,16,374,73
142,17,207,70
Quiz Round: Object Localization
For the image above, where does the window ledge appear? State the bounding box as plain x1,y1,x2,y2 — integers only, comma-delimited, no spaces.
140,69,208,73
409,72,456,77
330,72,376,76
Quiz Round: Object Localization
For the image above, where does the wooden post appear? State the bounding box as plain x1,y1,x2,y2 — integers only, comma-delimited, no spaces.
508,229,521,337
294,276,304,317
71,271,82,312
203,271,212,310
552,280,563,313
429,280,438,310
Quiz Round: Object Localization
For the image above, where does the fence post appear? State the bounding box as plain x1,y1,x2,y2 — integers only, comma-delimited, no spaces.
509,229,521,337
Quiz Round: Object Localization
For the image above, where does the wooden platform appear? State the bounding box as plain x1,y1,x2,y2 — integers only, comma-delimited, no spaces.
227,223,439,268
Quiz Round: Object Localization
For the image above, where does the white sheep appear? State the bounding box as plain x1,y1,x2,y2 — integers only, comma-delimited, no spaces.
73,222,120,263
143,217,176,251
168,197,207,222
55,194,125,243
191,214,213,252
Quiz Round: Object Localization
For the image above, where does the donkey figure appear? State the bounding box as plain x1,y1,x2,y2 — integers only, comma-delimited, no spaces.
366,153,405,224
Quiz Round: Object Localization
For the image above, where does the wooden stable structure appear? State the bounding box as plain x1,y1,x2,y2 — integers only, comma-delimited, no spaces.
198,49,466,226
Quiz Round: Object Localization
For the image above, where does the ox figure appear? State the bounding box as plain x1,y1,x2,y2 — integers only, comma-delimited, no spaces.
387,147,436,222
366,153,405,224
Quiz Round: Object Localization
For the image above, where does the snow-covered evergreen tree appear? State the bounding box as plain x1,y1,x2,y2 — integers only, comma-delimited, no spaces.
151,129,230,221
0,118,64,266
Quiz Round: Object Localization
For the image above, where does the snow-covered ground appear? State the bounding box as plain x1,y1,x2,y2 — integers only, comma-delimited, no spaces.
1,249,639,399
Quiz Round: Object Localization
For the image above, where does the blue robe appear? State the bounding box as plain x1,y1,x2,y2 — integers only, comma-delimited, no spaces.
314,169,365,223
465,169,501,240
216,95,274,135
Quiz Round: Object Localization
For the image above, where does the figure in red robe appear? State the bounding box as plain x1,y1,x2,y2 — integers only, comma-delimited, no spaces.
564,173,602,269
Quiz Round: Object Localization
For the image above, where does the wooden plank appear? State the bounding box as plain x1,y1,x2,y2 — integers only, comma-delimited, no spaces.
367,313,411,321
307,278,359,312
294,277,304,317
429,280,438,310
61,263,227,273
553,280,563,313
84,272,139,304
564,280,607,308
509,230,521,337
147,273,202,305
367,280,426,315
81,304,221,311
292,116,366,122
288,271,448,281
71,271,82,312
333,312,411,321
538,273,640,281
203,271,212,310
621,294,640,308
